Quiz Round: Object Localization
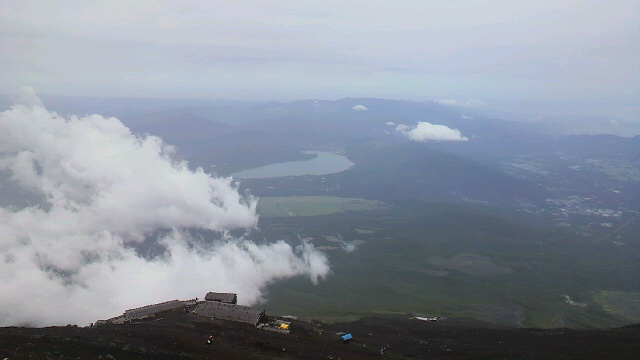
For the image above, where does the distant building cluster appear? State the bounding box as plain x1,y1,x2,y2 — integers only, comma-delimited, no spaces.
96,292,265,327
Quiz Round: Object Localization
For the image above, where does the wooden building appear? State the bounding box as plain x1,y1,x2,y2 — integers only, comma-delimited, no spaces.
195,294,265,326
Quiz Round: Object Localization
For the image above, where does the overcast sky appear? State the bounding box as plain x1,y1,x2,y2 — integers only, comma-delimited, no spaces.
1,1,638,118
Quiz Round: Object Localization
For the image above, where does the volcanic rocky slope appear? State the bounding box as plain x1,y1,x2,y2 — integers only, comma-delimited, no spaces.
1,309,639,359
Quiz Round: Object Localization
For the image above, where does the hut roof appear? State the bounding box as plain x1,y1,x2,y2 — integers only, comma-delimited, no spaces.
204,292,237,304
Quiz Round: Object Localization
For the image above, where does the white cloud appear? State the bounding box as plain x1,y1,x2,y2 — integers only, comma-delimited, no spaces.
437,99,486,108
436,99,458,106
385,121,395,126
396,122,468,142
352,105,369,111
461,115,473,119
464,99,486,108
0,89,330,326
15,86,44,108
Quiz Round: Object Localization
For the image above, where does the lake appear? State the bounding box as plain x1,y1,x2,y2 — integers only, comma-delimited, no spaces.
231,151,354,179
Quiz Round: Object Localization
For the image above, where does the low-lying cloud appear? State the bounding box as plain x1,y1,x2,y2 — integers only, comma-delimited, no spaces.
436,99,486,108
0,88,330,326
436,99,459,106
352,105,369,111
396,122,468,142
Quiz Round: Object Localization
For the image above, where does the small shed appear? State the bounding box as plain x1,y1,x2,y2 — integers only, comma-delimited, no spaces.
204,292,238,304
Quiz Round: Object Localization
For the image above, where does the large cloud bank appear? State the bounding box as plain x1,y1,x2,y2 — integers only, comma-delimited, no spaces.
0,89,329,326
396,122,468,142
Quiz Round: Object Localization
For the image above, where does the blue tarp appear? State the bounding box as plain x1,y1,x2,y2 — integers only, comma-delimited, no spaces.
341,334,353,341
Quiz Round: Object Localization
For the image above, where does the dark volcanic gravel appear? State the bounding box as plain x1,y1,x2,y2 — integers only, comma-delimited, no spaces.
1,310,639,359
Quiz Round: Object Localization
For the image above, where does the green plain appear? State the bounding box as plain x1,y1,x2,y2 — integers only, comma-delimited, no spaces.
593,291,640,322
257,196,387,217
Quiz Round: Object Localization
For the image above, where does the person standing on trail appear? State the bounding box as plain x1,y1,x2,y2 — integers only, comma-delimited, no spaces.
206,335,213,346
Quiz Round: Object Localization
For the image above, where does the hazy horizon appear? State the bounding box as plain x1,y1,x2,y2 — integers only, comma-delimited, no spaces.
2,1,639,119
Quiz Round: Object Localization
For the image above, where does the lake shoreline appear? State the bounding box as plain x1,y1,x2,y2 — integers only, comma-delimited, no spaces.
231,151,354,179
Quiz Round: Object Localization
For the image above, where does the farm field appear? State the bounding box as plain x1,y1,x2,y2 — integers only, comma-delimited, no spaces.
257,196,387,217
